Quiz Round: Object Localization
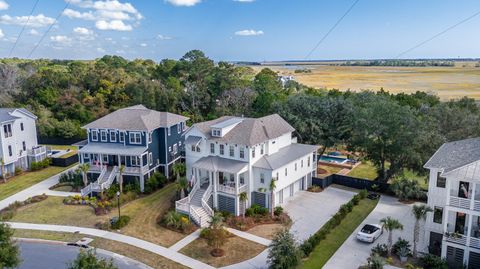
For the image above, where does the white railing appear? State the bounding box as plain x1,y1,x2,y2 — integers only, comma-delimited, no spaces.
218,184,236,194
100,166,118,190
470,237,480,249
474,200,480,211
28,146,47,156
80,166,107,197
175,197,190,213
450,196,470,210
238,184,248,194
445,234,467,245
190,206,203,227
202,185,214,217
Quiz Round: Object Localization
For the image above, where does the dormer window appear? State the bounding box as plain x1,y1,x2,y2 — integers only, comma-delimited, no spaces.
100,130,107,142
91,130,98,141
212,129,221,137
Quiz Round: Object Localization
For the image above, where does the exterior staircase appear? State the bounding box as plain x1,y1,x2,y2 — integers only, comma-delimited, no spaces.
175,181,213,228
189,186,211,227
81,166,118,197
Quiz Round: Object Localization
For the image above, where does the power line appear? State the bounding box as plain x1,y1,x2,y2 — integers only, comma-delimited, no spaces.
396,9,480,58
27,0,71,59
304,0,360,60
8,0,40,57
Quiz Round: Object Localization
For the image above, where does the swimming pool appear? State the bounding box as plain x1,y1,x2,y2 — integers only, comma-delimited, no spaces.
319,155,349,164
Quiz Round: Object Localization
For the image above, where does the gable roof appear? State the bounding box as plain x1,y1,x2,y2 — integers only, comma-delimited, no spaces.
254,143,319,170
191,114,295,146
83,105,189,131
0,108,37,123
424,137,480,173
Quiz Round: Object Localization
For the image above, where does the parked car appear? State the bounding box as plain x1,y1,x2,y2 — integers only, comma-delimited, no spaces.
356,224,383,243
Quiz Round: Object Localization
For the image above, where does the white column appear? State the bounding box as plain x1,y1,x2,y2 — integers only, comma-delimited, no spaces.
139,155,144,192
99,154,103,170
470,183,477,210
235,173,239,195
466,214,473,248
213,171,218,209
446,178,452,206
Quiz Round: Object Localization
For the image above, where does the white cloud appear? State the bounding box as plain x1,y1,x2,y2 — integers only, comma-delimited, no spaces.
0,0,8,10
97,47,105,53
0,14,55,28
96,20,132,31
140,43,147,47
115,49,125,54
0,28,4,39
157,34,173,40
166,0,201,7
63,9,96,20
234,29,264,36
50,35,72,44
73,27,91,35
29,29,40,36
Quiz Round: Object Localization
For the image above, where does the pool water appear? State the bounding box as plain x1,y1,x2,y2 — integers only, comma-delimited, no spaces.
319,155,349,164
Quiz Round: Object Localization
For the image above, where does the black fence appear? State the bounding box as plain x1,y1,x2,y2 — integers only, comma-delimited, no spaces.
39,137,84,146
51,154,79,167
313,174,393,195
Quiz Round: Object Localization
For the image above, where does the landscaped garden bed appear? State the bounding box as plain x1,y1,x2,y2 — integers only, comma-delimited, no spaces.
0,194,48,220
223,205,291,231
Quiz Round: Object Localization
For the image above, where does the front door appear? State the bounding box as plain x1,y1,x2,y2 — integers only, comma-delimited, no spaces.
429,232,442,256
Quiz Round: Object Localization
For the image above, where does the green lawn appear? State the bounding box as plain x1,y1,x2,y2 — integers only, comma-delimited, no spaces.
300,198,379,268
347,161,379,180
43,144,77,151
0,165,76,200
317,165,343,178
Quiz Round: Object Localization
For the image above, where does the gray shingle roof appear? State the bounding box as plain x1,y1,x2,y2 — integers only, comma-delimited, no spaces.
192,156,248,174
0,108,36,123
254,143,319,170
83,105,189,131
424,137,480,173
192,114,295,146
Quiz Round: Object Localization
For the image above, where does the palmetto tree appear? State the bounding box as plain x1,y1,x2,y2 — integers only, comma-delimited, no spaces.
172,163,186,181
270,178,277,218
412,204,432,258
118,165,125,193
78,163,90,187
207,212,227,256
0,158,6,183
380,217,404,257
176,176,189,199
239,192,248,219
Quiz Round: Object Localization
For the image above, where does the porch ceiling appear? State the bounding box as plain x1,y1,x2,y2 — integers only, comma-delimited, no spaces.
193,156,248,174
79,143,146,156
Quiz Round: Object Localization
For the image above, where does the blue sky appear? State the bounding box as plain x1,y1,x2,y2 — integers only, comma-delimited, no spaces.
0,0,479,61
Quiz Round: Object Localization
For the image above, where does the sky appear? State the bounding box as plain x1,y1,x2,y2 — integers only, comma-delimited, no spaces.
0,0,479,61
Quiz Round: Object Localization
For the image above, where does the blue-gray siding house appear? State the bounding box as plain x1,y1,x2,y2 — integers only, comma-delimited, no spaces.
76,105,188,195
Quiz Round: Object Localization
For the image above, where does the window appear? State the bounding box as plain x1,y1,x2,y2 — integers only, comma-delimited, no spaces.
285,168,288,176
433,207,443,224
92,130,98,141
220,144,224,155
191,145,196,152
100,130,107,141
260,173,265,184
229,145,234,157
295,163,297,171
212,129,221,137
20,122,24,131
173,144,178,154
129,132,141,144
22,141,26,151
83,153,89,160
119,132,125,143
102,155,108,163
149,153,153,165
307,157,310,167
272,140,276,144
177,123,181,133
436,172,446,188
261,144,264,155
210,143,215,154
252,147,256,158
240,174,245,185
276,172,279,180
148,132,152,143
131,156,140,166
240,146,245,159
196,146,200,152
167,127,171,136
110,130,116,142
301,160,304,168
169,146,172,152
3,124,12,138
8,145,12,156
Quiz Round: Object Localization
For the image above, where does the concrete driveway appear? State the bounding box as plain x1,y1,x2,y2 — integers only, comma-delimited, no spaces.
284,187,356,242
323,195,425,269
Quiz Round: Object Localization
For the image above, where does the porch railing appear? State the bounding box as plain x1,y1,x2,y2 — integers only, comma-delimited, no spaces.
27,146,47,156
470,237,480,249
190,206,204,227
449,196,470,210
175,178,200,214
238,184,248,194
202,184,214,217
445,234,467,246
218,184,236,195
474,200,480,211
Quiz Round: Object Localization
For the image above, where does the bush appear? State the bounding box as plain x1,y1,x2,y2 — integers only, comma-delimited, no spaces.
392,237,411,257
110,215,130,230
390,177,426,201
124,182,141,194
59,170,83,187
106,184,120,200
274,206,283,216
359,189,368,199
30,158,51,171
371,243,388,257
419,254,448,269
14,166,22,176
352,195,361,205
161,210,193,233
267,229,302,269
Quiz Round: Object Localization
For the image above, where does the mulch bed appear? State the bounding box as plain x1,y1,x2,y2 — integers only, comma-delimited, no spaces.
226,213,291,231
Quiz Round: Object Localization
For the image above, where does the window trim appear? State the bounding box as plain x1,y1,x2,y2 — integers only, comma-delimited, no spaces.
119,131,125,143
148,132,152,144
100,130,107,142
210,143,215,154
91,130,98,141
433,206,443,224
240,146,245,159
229,145,234,157
110,130,116,142
220,144,224,155
20,122,24,131
173,143,178,154
167,127,171,136
436,172,446,188
129,132,142,144
131,156,140,166
260,173,265,184
149,153,153,165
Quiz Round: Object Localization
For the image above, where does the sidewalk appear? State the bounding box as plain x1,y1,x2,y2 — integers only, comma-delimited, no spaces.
0,165,78,210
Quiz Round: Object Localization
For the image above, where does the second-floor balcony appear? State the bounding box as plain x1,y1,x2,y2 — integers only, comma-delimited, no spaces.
449,181,480,211
217,182,248,195
27,145,47,156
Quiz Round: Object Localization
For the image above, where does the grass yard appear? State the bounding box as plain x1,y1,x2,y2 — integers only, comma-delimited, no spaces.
346,161,378,180
0,164,76,200
247,223,286,240
13,229,188,269
44,144,77,151
317,165,343,178
300,198,379,269
10,183,187,247
179,235,266,267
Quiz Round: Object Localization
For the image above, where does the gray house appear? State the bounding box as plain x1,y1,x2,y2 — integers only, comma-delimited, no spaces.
77,105,188,196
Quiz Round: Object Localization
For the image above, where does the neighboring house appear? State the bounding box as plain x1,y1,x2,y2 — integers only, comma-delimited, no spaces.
424,138,480,269
0,108,47,176
176,114,318,227
77,105,188,196
279,75,295,86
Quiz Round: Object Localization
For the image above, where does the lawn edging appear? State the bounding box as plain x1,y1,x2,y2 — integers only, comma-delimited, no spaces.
300,190,379,268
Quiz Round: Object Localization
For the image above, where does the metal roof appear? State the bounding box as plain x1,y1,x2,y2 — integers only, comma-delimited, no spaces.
211,117,243,129
424,137,480,173
185,136,202,146
192,156,248,174
79,143,147,156
254,143,319,170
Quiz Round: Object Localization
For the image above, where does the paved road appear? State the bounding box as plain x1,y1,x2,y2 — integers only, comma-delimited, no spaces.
323,195,425,269
17,240,151,269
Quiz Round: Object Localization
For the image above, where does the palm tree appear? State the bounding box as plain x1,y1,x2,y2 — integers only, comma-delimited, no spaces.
78,163,90,187
0,158,6,183
207,212,227,256
172,163,186,181
270,178,277,218
380,217,404,257
411,204,432,258
239,192,248,219
118,165,125,193
176,176,188,199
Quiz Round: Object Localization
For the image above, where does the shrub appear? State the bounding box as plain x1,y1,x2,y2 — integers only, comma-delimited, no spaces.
59,170,83,187
267,229,302,269
246,204,268,217
274,206,283,216
392,237,411,257
14,166,22,176
161,210,193,233
30,158,51,171
124,182,141,194
371,243,388,257
419,254,448,269
245,207,255,217
110,215,130,230
390,177,426,201
106,184,120,200
352,195,361,205
359,189,368,199
365,254,385,269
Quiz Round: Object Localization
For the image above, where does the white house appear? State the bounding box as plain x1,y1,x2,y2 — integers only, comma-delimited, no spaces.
424,138,480,269
0,108,46,176
176,114,318,227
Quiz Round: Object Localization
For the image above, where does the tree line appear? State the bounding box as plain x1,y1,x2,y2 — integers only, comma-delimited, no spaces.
2,50,480,180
